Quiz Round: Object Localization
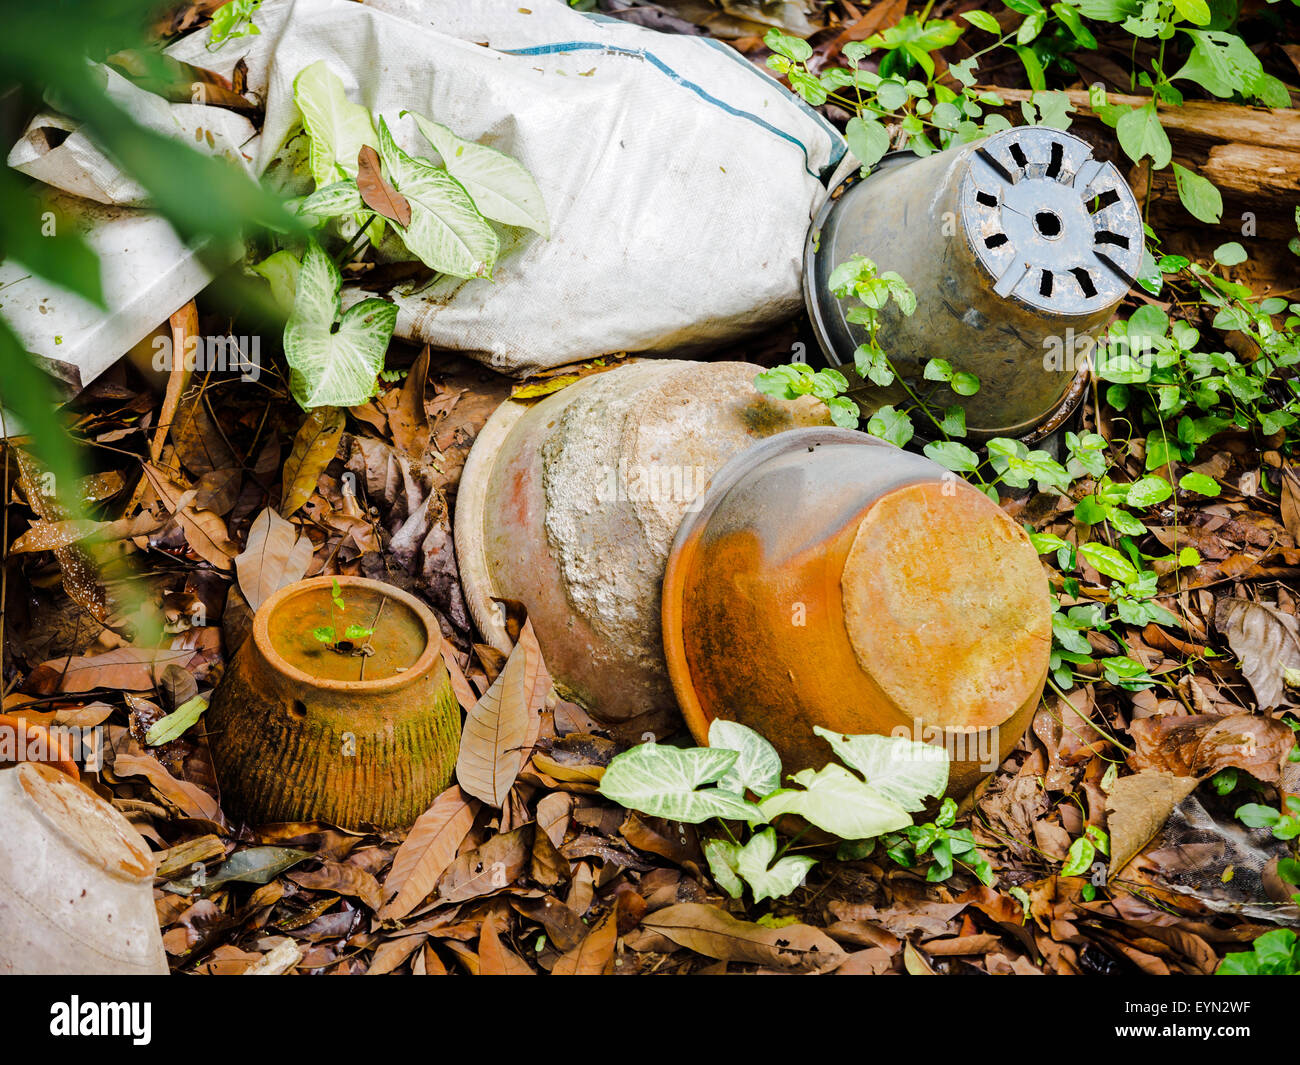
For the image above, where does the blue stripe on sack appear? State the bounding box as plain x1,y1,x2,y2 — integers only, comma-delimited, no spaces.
499,40,836,179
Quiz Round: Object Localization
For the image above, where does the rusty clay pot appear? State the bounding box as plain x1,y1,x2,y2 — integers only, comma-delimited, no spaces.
207,576,460,830
0,761,167,974
662,427,1051,796
805,126,1142,439
455,360,831,734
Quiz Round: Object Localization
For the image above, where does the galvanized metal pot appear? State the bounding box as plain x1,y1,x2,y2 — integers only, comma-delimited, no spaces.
661,427,1052,795
805,126,1143,439
0,761,167,975
207,576,460,830
455,360,832,731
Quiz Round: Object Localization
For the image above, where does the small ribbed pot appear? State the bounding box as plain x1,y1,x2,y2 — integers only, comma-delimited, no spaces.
662,428,1051,796
0,762,167,975
207,576,460,830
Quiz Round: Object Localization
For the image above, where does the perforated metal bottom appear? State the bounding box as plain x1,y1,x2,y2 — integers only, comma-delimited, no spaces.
961,126,1142,316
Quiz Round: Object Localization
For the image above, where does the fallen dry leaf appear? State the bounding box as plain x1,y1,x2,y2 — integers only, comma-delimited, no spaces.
357,144,412,227
1129,713,1295,784
642,903,846,973
280,407,345,517
379,785,477,920
456,621,545,807
235,506,314,611
552,904,620,975
1214,597,1300,710
1106,769,1199,879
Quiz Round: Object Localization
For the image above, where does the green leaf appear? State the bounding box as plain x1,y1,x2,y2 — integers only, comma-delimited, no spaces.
251,249,301,315
1171,163,1222,224
734,829,817,904
1170,0,1211,24
2,174,103,307
1235,803,1280,828
170,847,311,895
296,179,366,221
1178,471,1221,496
293,60,377,188
1213,241,1247,266
961,10,1003,32
866,405,914,448
760,764,915,839
375,117,499,279
406,111,549,237
144,694,208,746
923,441,980,473
1115,103,1171,169
1173,30,1267,101
1079,541,1139,583
951,371,981,396
1062,834,1095,876
1125,475,1172,507
813,727,949,812
283,240,396,409
598,743,763,824
844,116,892,169
209,0,262,46
708,719,783,799
703,838,745,898
1014,45,1046,91
312,626,334,644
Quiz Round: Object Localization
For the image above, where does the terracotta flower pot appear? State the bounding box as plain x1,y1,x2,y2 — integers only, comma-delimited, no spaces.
0,713,80,780
207,576,460,830
0,761,166,974
455,360,830,732
662,428,1051,795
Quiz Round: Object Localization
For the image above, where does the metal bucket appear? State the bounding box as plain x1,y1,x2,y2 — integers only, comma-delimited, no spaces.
455,360,832,733
805,126,1143,439
662,427,1052,795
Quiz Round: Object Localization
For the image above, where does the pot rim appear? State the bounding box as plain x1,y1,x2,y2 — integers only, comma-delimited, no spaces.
453,394,534,655
661,427,895,748
251,575,442,693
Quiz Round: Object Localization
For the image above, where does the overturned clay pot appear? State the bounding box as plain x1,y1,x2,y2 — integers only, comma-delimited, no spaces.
455,360,831,731
0,761,167,975
662,428,1052,795
207,576,460,830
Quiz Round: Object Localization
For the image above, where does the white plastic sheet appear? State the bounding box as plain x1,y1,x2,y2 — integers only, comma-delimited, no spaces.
7,0,845,379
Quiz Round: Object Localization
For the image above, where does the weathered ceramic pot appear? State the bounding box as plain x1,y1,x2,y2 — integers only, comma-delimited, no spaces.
0,761,167,974
662,428,1052,795
805,126,1142,439
0,713,81,779
455,360,830,729
207,576,460,830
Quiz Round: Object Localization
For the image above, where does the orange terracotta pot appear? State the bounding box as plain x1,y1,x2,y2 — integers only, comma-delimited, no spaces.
662,428,1051,796
207,576,460,830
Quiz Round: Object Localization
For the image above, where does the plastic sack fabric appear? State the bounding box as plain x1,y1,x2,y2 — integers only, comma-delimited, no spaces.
7,0,846,379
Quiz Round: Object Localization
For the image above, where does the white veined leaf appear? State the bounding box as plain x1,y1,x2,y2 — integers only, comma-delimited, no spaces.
703,838,745,899
375,117,499,279
406,110,550,237
708,719,782,798
812,727,949,812
297,179,365,221
283,240,396,409
597,743,763,824
734,828,817,904
292,60,377,188
759,763,915,839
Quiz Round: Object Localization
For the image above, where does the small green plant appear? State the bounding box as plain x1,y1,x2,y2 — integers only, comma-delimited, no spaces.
598,721,989,904
312,578,375,653
879,797,995,885
208,0,262,48
1216,928,1300,975
258,62,549,409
